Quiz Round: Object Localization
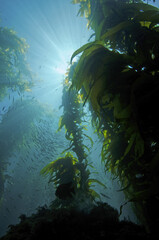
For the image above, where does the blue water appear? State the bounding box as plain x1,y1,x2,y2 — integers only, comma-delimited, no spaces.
1,0,157,237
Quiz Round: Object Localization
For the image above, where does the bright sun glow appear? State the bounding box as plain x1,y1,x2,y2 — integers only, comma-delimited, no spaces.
53,65,67,75
52,50,78,75
52,49,73,75
0,0,93,102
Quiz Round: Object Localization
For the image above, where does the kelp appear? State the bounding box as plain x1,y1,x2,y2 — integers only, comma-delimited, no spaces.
0,26,33,99
41,152,79,183
41,64,106,207
0,24,34,205
71,0,159,233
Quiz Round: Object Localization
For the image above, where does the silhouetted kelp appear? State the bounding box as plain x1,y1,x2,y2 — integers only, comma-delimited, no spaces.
0,203,151,240
70,0,159,234
1,0,159,238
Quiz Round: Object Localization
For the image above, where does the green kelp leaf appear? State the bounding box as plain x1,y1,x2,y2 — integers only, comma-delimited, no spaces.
88,179,107,188
75,48,130,113
83,144,91,153
71,43,109,91
134,10,159,26
60,145,73,155
89,189,101,199
70,40,104,64
72,57,93,90
134,132,144,158
70,42,94,63
77,5,85,17
101,139,111,163
65,152,79,164
57,116,65,131
87,163,96,169
40,153,78,176
65,132,73,141
40,161,55,176
95,19,106,40
101,21,132,41
71,0,81,4
83,133,94,147
122,133,136,160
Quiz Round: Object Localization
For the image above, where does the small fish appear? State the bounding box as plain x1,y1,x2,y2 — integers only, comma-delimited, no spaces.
7,181,13,185
6,208,10,213
18,194,23,199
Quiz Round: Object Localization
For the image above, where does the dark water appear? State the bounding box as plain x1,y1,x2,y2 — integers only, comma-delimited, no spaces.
1,0,158,237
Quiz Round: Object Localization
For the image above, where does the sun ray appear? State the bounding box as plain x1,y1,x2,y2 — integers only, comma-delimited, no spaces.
0,0,93,103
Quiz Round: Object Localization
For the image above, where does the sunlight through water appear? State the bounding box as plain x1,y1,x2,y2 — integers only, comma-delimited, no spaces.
0,0,93,103
1,1,157,237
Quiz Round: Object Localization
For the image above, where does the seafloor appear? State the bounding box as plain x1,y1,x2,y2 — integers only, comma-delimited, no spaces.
0,202,153,240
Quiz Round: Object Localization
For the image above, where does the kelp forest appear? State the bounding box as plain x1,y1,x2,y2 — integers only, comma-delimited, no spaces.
70,0,159,233
0,0,159,239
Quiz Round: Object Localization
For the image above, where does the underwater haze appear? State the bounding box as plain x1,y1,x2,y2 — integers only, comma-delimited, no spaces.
1,0,158,237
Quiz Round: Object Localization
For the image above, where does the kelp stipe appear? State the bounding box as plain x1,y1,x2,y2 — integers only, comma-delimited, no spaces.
41,63,106,210
71,0,159,233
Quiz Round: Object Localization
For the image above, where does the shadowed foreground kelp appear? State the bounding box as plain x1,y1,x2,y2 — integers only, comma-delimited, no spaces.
0,203,151,240
71,0,159,233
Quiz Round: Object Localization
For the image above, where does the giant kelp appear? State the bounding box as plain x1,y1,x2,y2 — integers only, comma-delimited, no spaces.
0,21,60,207
0,26,33,99
0,23,34,207
41,64,106,208
71,0,159,233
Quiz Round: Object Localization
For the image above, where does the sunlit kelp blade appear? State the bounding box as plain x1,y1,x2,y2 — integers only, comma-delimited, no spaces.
40,153,80,189
71,42,134,114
